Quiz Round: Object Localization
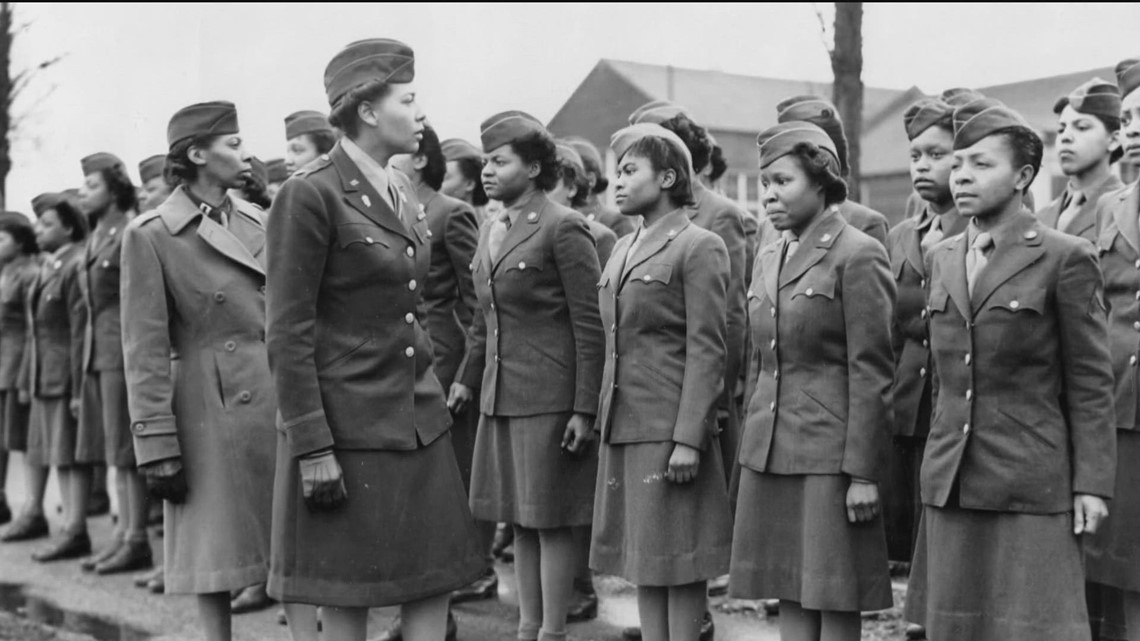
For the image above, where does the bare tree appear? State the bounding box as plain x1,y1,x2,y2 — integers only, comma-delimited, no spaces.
0,2,64,209
815,2,864,199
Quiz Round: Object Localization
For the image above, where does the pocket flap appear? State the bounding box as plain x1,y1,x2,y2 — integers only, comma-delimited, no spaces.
629,262,673,286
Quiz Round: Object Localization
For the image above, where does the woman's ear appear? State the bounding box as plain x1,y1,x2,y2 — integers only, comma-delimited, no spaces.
187,144,209,168
1013,164,1036,193
659,168,677,190
527,161,541,181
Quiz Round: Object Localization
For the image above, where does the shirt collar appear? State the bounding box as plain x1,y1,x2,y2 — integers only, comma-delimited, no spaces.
784,206,837,243
341,136,393,201
184,187,232,219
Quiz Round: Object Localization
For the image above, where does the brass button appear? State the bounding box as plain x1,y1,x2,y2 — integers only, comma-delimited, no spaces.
520,261,528,270
405,347,415,358
1134,259,1140,270
769,402,776,411
239,391,252,403
134,422,145,433
922,339,929,348
806,288,814,296
214,292,226,303
773,371,779,380
920,368,927,377
490,303,496,311
920,310,927,319
770,307,776,318
258,285,266,295
966,389,973,401
494,329,499,337
1009,300,1020,309
769,339,776,350
643,274,652,282
102,260,110,269
408,280,417,291
963,423,970,434
406,247,415,257
488,279,493,286
225,341,236,352
1132,355,1138,367
1133,321,1140,332
366,236,374,244
920,279,926,288
405,313,414,325
964,354,972,366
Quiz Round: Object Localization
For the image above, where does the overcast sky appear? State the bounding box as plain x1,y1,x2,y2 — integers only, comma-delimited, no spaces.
6,2,1139,211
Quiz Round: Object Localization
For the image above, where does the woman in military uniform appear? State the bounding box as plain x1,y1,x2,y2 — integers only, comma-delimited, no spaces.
549,141,617,266
591,122,733,641
730,122,895,641
284,110,337,175
76,152,153,576
440,138,489,224
266,40,484,641
448,111,604,641
0,214,38,528
563,136,636,239
121,101,277,641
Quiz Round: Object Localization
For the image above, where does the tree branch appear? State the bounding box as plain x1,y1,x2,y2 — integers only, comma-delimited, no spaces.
812,2,835,55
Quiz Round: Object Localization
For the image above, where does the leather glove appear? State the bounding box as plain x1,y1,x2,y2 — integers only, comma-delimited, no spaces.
299,449,347,512
141,458,189,504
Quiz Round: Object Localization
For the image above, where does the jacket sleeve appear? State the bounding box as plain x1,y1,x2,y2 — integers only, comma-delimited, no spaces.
65,260,86,404
265,178,337,458
863,215,890,247
17,268,34,395
456,226,488,391
709,207,748,421
446,202,480,332
553,214,604,416
121,225,181,464
674,233,730,450
743,213,758,288
1057,241,1117,498
741,255,766,429
840,240,896,482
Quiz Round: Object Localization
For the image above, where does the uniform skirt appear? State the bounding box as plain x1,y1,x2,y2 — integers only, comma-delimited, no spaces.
80,370,135,467
25,396,100,467
469,412,597,529
591,440,732,586
729,471,892,611
905,505,1089,641
1085,429,1140,591
268,432,486,608
0,390,29,452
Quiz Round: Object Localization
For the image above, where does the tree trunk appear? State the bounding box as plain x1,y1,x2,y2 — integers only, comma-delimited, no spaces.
0,2,12,210
831,2,863,201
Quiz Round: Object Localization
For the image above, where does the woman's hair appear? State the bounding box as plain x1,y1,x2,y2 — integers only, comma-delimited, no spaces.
509,131,560,192
788,142,848,207
660,113,713,175
97,164,139,212
0,218,38,255
709,145,728,183
302,129,338,155
555,157,591,209
622,136,694,207
166,134,222,185
995,126,1045,187
453,156,489,206
416,126,447,191
40,198,89,242
328,79,392,139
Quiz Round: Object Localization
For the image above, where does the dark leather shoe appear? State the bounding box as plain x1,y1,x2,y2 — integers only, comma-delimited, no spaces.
707,574,730,597
277,608,288,626
699,611,714,641
32,531,92,562
567,581,598,623
905,623,927,640
491,523,514,561
451,569,498,604
2,514,49,542
621,627,642,641
231,583,274,615
369,611,457,641
762,599,780,616
87,491,111,517
81,540,123,572
95,540,153,575
0,497,11,525
134,566,163,588
147,572,165,594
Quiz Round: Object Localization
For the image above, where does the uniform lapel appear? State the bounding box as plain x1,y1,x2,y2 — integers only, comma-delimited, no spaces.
758,241,781,303
618,210,689,289
970,213,1045,311
778,210,844,289
228,204,267,270
492,191,546,273
939,234,972,319
1112,184,1140,254
197,215,264,277
905,209,932,276
1071,174,1126,240
329,144,415,244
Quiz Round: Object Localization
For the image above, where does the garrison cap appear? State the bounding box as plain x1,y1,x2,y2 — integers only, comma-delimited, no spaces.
167,101,239,148
441,138,482,163
81,152,124,177
1053,77,1121,120
480,111,547,152
628,99,692,126
554,142,585,175
610,123,694,180
266,158,289,183
940,88,986,107
31,192,62,216
563,137,605,177
138,155,166,184
903,98,955,140
756,121,838,169
1115,58,1140,99
285,110,333,140
324,38,414,107
951,98,1033,151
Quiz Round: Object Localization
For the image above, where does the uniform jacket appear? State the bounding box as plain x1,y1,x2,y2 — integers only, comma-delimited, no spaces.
586,217,617,268
79,211,129,372
583,201,636,238
837,200,889,246
887,204,968,438
0,254,40,391
266,144,451,458
122,187,277,465
457,191,604,418
1096,182,1140,431
689,181,747,427
1037,173,1124,242
740,210,895,482
22,244,86,401
596,210,729,450
418,183,479,390
924,212,1116,513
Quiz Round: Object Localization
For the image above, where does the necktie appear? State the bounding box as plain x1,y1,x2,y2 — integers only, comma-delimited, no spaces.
921,215,943,253
487,211,512,263
1055,190,1085,234
783,237,800,266
966,231,992,297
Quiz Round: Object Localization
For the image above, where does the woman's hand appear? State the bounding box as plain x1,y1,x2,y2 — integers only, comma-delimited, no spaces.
140,458,189,504
69,398,81,419
846,478,880,524
561,413,595,456
666,444,700,484
448,383,474,413
18,390,29,405
1074,494,1109,535
298,449,347,512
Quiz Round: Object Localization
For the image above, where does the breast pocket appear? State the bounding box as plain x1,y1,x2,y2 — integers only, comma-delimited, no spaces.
928,287,949,315
627,263,673,287
336,223,392,250
986,288,1046,316
504,251,545,274
790,273,836,301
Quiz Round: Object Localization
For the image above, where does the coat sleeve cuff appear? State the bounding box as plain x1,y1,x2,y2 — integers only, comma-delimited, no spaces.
131,415,181,465
672,421,708,452
280,409,336,458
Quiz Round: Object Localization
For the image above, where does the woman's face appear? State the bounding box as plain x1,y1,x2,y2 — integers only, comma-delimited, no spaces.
1121,89,1140,168
1056,105,1118,176
140,176,172,213
78,171,113,216
760,154,826,234
361,82,425,156
285,134,320,173
441,160,474,203
192,133,252,190
481,144,536,203
34,209,71,253
0,231,19,263
951,134,1031,218
612,153,669,216
909,125,955,205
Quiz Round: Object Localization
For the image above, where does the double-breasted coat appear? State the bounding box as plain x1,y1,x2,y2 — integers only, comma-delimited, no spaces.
121,187,276,594
1037,173,1124,242
0,254,39,451
265,143,483,606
